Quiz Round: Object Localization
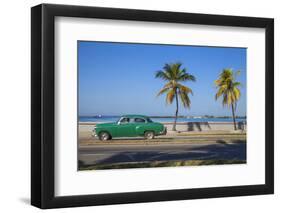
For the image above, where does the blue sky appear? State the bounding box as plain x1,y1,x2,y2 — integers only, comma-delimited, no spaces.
78,41,246,117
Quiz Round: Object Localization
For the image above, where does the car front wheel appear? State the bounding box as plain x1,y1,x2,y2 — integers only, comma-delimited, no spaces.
144,131,155,140
99,132,111,141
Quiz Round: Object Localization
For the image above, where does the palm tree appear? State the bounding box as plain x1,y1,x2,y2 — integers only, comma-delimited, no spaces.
155,62,196,131
215,69,241,130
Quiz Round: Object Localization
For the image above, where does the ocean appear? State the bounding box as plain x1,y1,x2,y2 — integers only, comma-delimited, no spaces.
79,116,246,123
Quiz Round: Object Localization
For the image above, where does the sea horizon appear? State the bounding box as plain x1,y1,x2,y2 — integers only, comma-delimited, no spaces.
79,115,246,123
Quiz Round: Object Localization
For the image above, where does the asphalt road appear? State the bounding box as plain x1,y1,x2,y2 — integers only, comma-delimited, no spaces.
78,139,246,166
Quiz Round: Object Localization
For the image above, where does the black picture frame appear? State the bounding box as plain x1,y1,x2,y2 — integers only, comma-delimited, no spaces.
31,3,274,209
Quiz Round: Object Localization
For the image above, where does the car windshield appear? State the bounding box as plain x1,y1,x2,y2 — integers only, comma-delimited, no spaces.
118,117,130,124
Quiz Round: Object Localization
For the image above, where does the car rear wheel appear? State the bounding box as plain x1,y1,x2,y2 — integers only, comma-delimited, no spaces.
99,132,111,141
144,131,155,140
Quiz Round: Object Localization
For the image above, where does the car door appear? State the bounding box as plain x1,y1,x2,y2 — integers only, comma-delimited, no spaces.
115,117,136,137
132,117,147,136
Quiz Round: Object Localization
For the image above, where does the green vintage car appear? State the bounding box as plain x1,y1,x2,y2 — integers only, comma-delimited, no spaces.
92,115,167,141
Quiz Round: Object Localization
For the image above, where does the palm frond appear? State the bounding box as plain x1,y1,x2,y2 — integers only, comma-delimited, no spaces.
166,88,176,104
233,87,241,100
156,87,170,97
215,86,226,100
177,84,193,95
178,90,191,108
156,82,173,96
233,81,242,87
163,63,175,79
178,72,196,82
155,70,170,81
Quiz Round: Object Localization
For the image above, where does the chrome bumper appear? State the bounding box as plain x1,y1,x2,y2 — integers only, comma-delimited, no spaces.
159,127,167,135
92,128,98,138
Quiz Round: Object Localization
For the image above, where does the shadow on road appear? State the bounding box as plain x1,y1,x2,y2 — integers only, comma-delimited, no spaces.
80,140,246,166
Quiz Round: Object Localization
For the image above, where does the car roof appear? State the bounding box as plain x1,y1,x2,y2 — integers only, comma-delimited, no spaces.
122,114,148,119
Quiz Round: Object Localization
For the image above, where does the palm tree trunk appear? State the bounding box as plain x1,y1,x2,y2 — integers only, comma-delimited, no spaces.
172,90,179,131
231,103,237,130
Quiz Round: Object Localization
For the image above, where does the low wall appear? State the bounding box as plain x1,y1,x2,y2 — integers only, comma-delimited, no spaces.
163,122,246,131
79,121,246,132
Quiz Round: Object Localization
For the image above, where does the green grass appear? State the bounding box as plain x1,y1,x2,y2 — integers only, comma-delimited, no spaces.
79,159,246,171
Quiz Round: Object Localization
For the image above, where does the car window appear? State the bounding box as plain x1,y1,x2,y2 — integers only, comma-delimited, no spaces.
147,118,153,123
134,118,146,123
119,117,130,123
